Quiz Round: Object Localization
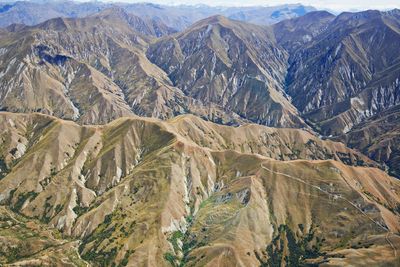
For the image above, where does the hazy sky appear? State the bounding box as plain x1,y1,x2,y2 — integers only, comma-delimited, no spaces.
110,0,400,11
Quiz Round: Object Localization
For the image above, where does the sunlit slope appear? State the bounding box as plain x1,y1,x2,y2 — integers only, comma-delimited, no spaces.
0,112,398,266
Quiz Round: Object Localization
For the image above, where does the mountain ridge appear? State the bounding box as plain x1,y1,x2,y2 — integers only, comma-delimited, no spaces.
147,14,306,128
1,6,400,266
0,111,399,266
1,8,400,178
0,1,317,29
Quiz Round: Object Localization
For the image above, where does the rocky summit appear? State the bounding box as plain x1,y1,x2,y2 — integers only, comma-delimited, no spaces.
0,2,400,267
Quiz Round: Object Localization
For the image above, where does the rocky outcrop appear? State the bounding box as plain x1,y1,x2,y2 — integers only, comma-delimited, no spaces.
339,105,400,178
148,16,306,128
0,112,398,266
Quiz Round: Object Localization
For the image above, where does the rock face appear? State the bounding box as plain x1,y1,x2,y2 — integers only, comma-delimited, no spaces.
3,8,399,134
147,16,305,128
0,112,399,266
339,105,400,178
1,6,400,266
279,10,400,136
272,11,336,53
271,9,400,177
0,8,241,126
0,9,308,128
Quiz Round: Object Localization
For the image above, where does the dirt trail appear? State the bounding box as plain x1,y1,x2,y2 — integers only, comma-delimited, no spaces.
259,164,398,257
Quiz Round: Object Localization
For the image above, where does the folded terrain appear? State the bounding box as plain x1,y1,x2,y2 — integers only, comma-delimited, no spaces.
339,105,400,178
2,8,399,137
0,6,400,267
0,206,87,265
0,2,315,30
0,8,247,126
0,112,399,266
147,15,305,128
0,8,309,128
276,9,400,136
272,10,400,177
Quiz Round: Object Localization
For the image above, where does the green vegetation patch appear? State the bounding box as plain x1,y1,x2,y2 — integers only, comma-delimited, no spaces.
119,249,135,267
0,157,9,179
256,224,325,267
164,252,179,267
80,213,119,265
12,191,39,212
72,205,89,217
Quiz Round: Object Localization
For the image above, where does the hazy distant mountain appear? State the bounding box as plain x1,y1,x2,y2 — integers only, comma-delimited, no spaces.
123,3,316,30
0,1,316,29
272,11,336,52
0,1,108,27
226,4,313,25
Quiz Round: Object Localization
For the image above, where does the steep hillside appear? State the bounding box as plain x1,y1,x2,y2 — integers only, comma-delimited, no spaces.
1,8,400,266
0,206,87,265
0,8,245,125
0,11,310,128
282,9,400,135
272,9,400,177
272,11,335,52
339,105,400,178
0,112,399,266
148,16,305,128
165,114,376,167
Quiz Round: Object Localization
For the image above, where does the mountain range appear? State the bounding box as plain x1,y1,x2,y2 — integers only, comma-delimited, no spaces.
0,112,398,266
0,1,315,29
0,2,400,266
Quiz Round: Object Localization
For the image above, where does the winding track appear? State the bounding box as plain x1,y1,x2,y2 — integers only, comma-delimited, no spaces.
259,164,398,257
